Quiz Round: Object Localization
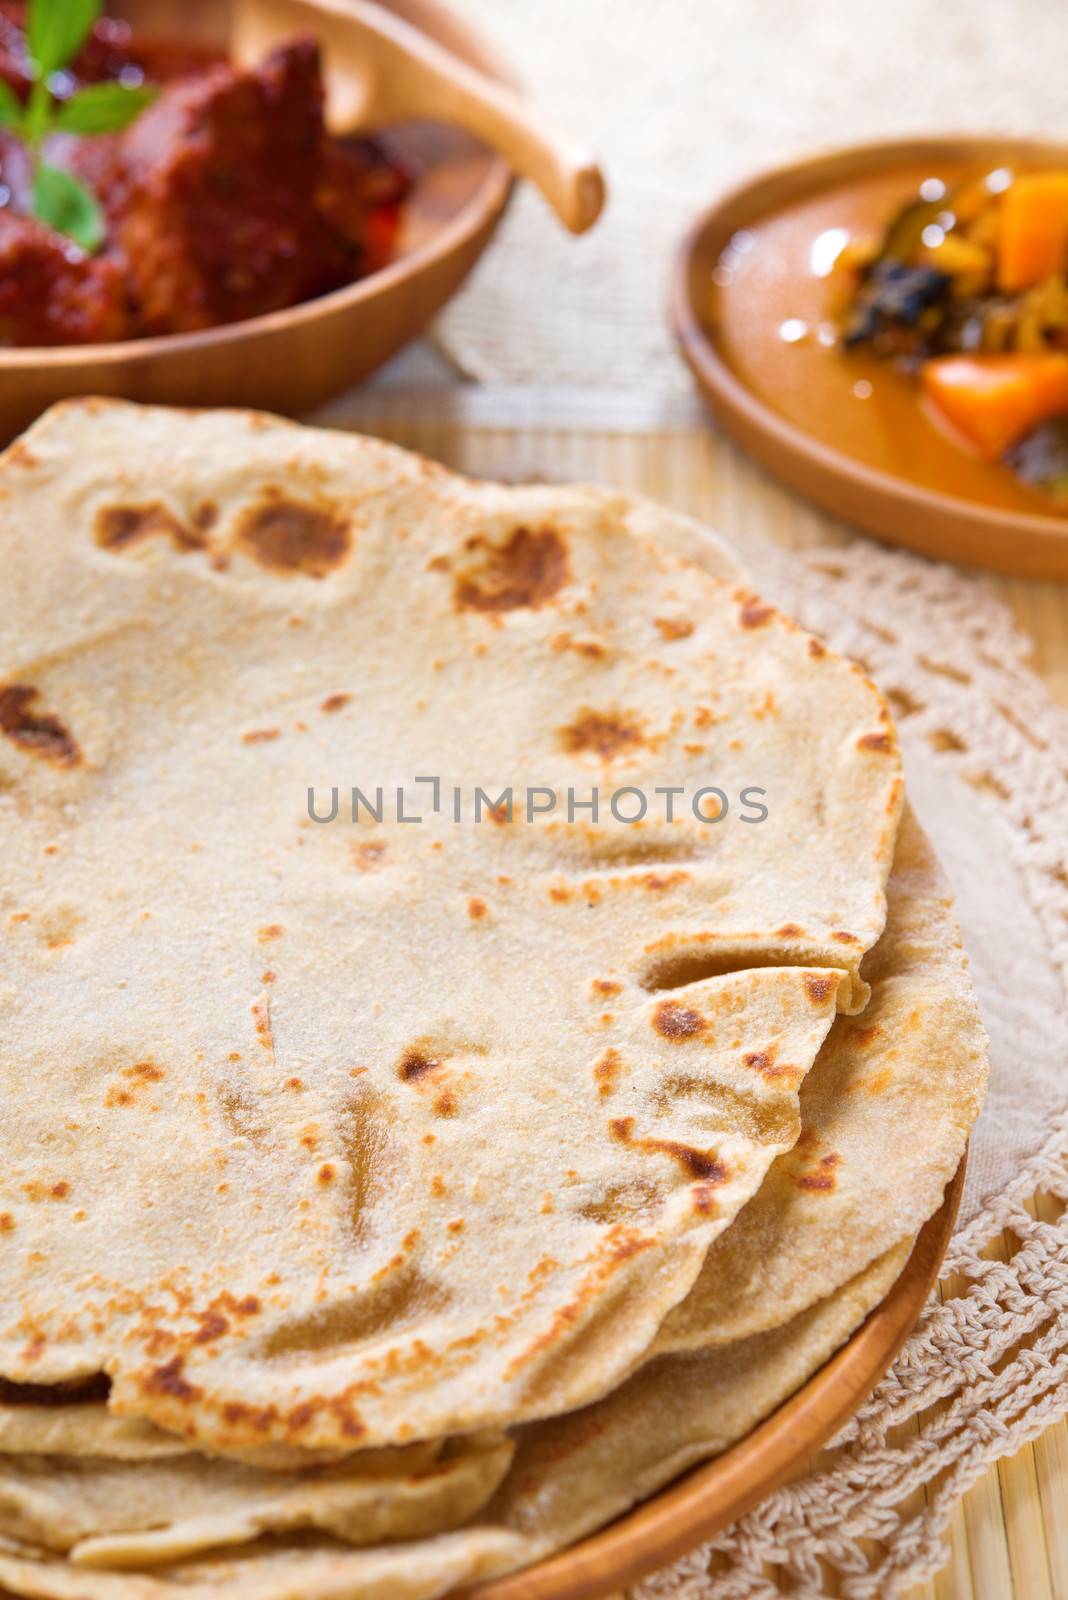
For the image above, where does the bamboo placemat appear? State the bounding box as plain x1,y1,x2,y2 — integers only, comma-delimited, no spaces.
323,388,1068,1600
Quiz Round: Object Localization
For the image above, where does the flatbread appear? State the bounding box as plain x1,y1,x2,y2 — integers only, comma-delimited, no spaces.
654,807,987,1355
0,1243,909,1599
0,400,902,1457
0,1433,513,1567
0,1407,187,1464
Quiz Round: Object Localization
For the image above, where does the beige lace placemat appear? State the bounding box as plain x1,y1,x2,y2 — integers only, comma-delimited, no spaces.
634,536,1068,1599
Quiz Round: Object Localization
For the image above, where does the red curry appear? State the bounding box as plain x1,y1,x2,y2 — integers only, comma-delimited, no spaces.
0,2,411,344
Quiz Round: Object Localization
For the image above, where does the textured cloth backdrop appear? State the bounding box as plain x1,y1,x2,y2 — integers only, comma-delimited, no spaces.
439,0,1068,393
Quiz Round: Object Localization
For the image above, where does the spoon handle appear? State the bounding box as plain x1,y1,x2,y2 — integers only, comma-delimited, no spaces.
234,0,605,234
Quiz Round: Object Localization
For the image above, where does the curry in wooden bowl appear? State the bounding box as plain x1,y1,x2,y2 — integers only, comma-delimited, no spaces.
0,0,599,439
674,137,1068,579
0,2,412,346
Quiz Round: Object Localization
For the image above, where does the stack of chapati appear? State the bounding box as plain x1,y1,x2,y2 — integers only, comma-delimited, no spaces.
0,402,986,1600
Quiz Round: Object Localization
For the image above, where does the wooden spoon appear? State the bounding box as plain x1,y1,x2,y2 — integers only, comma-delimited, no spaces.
231,0,605,233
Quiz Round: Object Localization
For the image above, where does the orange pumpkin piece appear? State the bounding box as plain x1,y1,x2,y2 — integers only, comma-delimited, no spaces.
921,354,1068,459
997,171,1068,292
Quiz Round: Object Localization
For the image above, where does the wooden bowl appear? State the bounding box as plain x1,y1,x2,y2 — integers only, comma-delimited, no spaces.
0,0,514,442
673,137,1068,581
470,1157,965,1600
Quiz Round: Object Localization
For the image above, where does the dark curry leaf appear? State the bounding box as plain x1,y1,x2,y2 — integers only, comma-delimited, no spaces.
1005,417,1068,500
32,161,106,252
26,0,101,80
54,80,157,134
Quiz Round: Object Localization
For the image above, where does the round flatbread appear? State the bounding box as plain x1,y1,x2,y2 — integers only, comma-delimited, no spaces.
0,1433,513,1568
653,806,987,1355
0,401,902,1457
0,1245,909,1599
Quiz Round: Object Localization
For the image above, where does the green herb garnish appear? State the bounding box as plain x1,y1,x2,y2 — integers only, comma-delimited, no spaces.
0,0,157,252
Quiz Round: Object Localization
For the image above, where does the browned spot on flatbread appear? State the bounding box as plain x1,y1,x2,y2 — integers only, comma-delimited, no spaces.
320,693,351,714
104,1058,164,1108
803,972,838,1005
593,1047,622,1099
350,839,387,872
739,597,775,629
467,897,488,920
652,1000,705,1041
776,923,803,938
552,631,607,659
742,1048,786,1080
559,708,644,760
242,728,280,745
142,1357,200,1401
641,871,689,892
808,637,827,658
609,1116,728,1183
454,526,569,612
398,1049,440,1083
193,1312,229,1345
654,616,694,641
0,686,80,767
851,1065,893,1096
22,1180,70,1201
858,731,894,753
252,999,273,1051
258,924,284,943
94,502,202,553
236,491,351,577
592,979,621,997
797,1151,841,1192
849,1022,882,1048
124,1061,164,1083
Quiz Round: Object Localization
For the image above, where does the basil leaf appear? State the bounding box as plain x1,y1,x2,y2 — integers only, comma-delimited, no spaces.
32,162,106,253
0,78,22,132
53,80,156,134
26,0,101,79
23,78,52,143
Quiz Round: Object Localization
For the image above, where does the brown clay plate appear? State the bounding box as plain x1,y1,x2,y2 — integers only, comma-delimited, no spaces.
0,0,514,443
673,137,1068,580
465,1156,965,1600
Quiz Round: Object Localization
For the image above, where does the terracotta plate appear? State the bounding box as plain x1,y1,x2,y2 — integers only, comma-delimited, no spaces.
465,1157,964,1600
0,0,514,442
673,138,1068,580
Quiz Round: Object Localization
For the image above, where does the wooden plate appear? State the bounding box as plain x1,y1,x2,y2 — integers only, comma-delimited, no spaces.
0,0,514,442
468,1157,965,1600
673,138,1068,580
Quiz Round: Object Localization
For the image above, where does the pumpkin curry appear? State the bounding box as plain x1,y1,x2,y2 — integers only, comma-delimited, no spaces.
712,160,1068,516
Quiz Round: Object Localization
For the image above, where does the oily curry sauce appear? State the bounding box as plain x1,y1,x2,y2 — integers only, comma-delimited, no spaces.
710,162,1063,518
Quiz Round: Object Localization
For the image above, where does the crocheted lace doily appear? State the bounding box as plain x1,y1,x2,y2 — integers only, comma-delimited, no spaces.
635,536,1068,1600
